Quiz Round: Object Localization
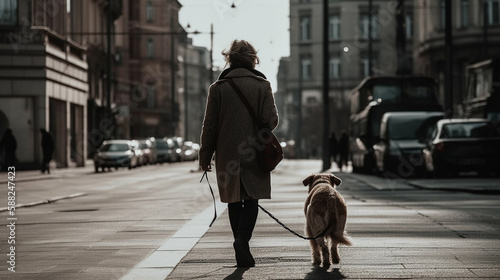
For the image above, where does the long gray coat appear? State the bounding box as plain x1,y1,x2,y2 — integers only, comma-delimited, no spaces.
199,68,279,203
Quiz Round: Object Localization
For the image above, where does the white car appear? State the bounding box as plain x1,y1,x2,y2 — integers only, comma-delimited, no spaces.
93,140,138,172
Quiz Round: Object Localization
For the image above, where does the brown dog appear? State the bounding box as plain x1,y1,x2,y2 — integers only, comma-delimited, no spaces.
303,173,352,266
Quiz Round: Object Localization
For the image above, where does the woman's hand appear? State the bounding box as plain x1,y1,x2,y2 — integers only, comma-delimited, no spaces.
201,165,212,172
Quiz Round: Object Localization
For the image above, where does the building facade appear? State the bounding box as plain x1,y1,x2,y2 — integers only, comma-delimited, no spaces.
0,0,223,170
414,0,500,114
274,56,290,142
123,0,184,140
83,0,123,158
284,0,413,158
0,0,92,169
181,38,211,142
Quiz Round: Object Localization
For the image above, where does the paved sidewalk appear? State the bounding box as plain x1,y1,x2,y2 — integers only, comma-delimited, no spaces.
0,160,95,184
347,172,500,193
158,161,500,279
407,178,500,194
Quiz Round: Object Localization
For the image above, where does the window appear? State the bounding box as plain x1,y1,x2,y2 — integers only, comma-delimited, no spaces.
329,57,340,78
485,0,500,25
130,36,140,58
441,122,499,138
360,14,378,39
300,15,311,41
461,0,469,28
0,0,17,25
67,0,74,35
147,38,154,58
147,88,155,108
361,58,370,77
301,57,312,80
440,0,446,30
329,15,340,40
373,85,401,103
306,96,318,104
146,1,154,22
406,14,413,39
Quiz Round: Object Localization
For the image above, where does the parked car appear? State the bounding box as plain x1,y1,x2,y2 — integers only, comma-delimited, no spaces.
93,140,137,172
181,141,200,161
373,111,444,176
156,139,174,164
130,140,144,167
168,137,183,162
422,119,500,177
138,139,156,165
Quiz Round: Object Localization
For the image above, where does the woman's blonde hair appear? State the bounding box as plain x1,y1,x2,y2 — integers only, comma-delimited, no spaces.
222,39,260,69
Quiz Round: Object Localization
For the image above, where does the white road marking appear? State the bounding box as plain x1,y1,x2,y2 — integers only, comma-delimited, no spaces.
121,201,227,280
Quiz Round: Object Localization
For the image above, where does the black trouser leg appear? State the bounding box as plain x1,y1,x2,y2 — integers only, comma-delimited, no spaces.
237,199,258,242
228,201,243,240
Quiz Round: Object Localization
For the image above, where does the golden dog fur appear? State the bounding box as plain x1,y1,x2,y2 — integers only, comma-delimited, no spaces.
303,173,352,266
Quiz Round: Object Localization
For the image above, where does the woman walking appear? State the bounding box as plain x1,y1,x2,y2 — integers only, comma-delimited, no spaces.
199,40,279,267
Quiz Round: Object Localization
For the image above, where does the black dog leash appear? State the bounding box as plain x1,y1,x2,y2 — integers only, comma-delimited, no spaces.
200,171,327,239
200,171,217,227
255,202,329,240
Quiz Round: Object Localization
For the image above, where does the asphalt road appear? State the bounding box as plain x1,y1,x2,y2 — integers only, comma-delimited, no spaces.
0,161,214,279
0,160,498,279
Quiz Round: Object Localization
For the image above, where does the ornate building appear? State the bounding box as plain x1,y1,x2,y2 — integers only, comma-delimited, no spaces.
414,0,500,113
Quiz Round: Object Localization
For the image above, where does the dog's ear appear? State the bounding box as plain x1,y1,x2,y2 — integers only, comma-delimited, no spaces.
302,174,314,186
329,174,342,186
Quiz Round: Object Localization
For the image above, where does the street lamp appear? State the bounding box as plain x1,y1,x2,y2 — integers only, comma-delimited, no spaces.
322,0,330,171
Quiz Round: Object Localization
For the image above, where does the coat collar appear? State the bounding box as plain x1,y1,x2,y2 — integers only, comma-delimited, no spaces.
217,67,267,81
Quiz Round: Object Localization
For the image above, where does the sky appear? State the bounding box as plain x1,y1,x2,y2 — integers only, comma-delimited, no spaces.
178,0,290,92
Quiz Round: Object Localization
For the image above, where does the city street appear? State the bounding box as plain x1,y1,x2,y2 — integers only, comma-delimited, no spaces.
0,159,499,279
2,1,500,280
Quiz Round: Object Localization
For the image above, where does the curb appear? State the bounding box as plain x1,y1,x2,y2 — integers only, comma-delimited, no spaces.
407,182,500,195
0,192,88,212
0,174,60,184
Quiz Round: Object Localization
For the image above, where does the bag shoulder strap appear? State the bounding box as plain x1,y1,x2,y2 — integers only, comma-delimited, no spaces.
226,78,263,128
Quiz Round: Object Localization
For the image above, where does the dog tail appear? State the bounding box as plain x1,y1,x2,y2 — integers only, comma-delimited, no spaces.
334,231,352,246
334,214,352,246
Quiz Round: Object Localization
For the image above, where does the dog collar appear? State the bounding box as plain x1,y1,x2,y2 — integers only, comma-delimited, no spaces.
312,179,332,188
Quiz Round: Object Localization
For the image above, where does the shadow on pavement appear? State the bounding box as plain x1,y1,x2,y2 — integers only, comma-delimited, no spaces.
223,267,250,280
305,266,346,279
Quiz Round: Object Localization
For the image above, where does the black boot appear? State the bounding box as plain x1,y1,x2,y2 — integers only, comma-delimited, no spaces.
233,199,258,267
237,199,258,241
233,238,255,267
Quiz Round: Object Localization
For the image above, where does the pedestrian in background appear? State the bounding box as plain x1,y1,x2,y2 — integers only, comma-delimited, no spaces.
330,132,338,166
40,128,54,174
0,128,17,171
199,39,279,267
338,130,349,172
